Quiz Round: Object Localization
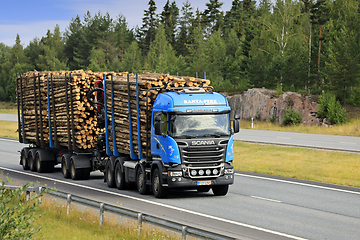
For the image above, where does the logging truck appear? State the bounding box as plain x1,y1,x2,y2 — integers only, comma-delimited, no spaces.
17,71,239,198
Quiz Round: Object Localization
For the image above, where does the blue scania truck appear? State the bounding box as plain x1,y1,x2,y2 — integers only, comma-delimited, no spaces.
17,72,239,198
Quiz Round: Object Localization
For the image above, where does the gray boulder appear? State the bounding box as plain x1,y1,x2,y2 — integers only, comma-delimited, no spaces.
227,88,320,126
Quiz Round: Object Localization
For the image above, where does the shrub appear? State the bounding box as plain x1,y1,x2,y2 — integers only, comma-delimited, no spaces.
317,92,347,124
282,109,302,126
0,179,43,239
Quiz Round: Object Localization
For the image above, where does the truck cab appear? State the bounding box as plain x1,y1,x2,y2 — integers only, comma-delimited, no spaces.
151,87,239,197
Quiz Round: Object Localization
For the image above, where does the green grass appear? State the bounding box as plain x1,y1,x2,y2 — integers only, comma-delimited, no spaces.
240,118,360,137
234,141,360,188
0,120,18,139
35,197,178,240
0,101,17,114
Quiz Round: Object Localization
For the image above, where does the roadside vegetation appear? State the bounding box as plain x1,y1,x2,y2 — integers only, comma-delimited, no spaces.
0,101,17,114
233,141,360,188
35,197,176,240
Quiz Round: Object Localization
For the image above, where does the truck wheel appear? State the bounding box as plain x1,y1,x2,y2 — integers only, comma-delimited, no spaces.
152,168,168,198
28,149,38,172
212,185,229,196
70,161,83,180
136,165,149,195
20,148,30,170
35,150,55,173
197,186,211,193
115,162,126,190
105,161,115,188
61,154,71,179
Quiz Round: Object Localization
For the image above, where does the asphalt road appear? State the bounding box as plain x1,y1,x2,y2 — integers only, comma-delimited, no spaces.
1,138,360,240
234,129,360,153
0,113,17,121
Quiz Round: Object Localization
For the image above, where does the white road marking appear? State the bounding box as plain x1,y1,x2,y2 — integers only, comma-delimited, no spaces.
0,138,20,143
0,166,306,240
236,173,360,195
251,196,282,203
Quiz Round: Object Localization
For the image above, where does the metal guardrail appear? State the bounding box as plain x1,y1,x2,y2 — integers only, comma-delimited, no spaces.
1,185,236,240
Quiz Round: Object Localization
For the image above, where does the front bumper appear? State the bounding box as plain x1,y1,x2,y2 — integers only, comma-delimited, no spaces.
165,164,234,189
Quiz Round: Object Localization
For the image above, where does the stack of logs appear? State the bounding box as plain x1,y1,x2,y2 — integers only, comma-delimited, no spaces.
17,70,106,151
18,70,210,156
106,72,210,157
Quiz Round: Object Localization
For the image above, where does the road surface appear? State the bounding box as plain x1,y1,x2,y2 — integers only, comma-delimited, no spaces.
1,138,360,240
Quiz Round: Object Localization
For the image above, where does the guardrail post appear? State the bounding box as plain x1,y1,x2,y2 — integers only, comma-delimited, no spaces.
137,213,143,235
99,203,105,226
26,191,30,202
182,226,187,240
66,194,71,215
38,187,44,202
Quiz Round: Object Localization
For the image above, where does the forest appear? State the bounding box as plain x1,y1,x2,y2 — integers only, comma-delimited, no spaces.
0,0,359,106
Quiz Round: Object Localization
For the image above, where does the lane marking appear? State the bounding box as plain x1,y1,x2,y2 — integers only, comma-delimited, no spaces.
0,166,306,240
251,196,282,203
236,173,360,195
0,138,20,143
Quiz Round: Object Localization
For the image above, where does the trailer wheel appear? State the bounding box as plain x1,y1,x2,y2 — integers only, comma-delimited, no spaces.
28,149,38,172
136,165,149,195
61,154,71,179
70,161,83,180
212,185,229,196
105,161,115,188
20,148,30,170
114,162,126,190
152,168,168,198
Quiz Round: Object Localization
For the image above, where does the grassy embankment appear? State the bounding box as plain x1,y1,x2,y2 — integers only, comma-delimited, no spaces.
33,197,178,240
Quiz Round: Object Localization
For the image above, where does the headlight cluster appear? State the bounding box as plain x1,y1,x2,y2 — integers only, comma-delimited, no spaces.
224,169,234,174
190,168,219,176
168,171,182,177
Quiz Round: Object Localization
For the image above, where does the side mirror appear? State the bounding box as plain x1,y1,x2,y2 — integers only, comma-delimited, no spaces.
233,120,240,133
234,114,240,120
155,121,162,135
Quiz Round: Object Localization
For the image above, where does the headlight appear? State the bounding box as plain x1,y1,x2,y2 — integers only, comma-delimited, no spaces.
224,169,234,174
169,171,182,177
191,170,197,176
213,169,219,175
206,169,211,175
199,170,204,176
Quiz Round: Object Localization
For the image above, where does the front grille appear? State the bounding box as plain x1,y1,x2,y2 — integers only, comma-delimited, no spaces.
177,139,228,179
181,146,224,164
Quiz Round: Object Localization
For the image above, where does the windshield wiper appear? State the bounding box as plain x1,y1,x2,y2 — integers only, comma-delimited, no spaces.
178,135,197,139
203,134,221,138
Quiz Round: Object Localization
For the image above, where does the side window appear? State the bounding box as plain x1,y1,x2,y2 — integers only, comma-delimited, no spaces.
153,112,168,135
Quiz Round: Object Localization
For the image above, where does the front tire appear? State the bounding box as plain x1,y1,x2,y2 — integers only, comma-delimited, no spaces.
152,168,168,198
212,185,229,196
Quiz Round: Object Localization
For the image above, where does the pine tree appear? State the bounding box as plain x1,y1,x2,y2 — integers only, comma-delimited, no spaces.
147,25,177,73
202,0,224,37
137,0,158,55
160,0,179,48
177,0,194,56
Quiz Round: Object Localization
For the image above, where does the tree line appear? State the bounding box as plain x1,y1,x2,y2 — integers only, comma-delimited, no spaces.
0,0,359,106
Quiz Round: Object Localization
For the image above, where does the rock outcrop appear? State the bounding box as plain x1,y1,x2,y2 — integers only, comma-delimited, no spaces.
227,88,320,126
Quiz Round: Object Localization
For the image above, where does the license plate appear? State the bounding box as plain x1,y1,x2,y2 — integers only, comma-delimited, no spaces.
197,180,211,186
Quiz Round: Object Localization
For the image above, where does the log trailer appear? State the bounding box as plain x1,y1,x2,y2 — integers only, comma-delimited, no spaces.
17,72,239,198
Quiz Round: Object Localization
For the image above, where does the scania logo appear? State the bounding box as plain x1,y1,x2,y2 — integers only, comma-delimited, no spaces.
191,140,216,146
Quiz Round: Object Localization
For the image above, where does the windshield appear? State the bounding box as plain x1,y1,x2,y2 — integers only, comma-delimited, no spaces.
169,113,231,138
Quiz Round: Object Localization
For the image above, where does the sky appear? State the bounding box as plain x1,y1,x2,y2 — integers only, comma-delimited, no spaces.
0,0,236,47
